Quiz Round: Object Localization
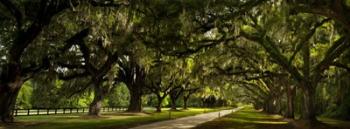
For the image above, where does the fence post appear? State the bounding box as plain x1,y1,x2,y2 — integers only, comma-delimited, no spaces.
55,109,57,114
76,108,79,113
37,109,40,115
15,109,18,116
83,108,85,113
63,108,66,114
47,109,49,115
70,108,72,114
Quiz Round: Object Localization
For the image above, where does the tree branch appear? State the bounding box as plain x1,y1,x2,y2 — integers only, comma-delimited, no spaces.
289,1,350,32
67,80,93,98
56,62,85,69
0,0,23,28
58,72,89,80
288,18,332,65
314,37,349,74
65,28,90,45
241,31,303,82
166,35,240,57
330,62,350,72
89,0,129,7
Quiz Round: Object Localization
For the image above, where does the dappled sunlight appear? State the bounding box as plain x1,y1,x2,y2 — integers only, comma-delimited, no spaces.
253,121,288,124
227,108,286,124
318,117,350,128
193,107,294,129
227,118,288,125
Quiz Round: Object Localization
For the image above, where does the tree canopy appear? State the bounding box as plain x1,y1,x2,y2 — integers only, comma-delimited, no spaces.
1,1,350,128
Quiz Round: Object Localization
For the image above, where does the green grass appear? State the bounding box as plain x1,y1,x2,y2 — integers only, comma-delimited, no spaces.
193,106,350,129
318,117,350,128
0,107,227,129
193,106,294,129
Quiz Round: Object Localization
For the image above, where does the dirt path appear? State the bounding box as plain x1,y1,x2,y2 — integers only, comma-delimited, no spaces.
129,107,243,129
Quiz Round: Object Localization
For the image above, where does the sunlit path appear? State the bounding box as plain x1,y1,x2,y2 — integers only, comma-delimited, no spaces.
129,107,243,129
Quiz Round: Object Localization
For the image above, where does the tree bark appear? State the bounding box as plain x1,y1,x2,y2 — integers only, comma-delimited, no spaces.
170,97,177,110
155,95,165,112
169,87,183,110
286,85,295,119
300,37,318,122
301,85,317,121
264,96,278,114
156,102,162,112
127,87,142,112
0,4,56,121
0,82,22,122
88,84,104,116
170,90,181,110
0,65,23,123
183,96,189,110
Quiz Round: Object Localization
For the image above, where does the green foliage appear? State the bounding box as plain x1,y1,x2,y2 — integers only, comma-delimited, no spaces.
328,96,350,120
345,0,350,7
15,81,33,109
321,70,350,120
106,83,130,107
18,78,93,108
145,94,170,107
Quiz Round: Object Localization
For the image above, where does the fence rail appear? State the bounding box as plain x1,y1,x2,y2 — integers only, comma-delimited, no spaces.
13,107,127,116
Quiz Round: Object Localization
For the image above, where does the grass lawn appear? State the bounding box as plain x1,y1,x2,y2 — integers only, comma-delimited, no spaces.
193,106,350,129
0,107,227,129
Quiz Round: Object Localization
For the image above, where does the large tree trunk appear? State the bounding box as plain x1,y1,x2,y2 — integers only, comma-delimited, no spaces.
127,87,142,112
156,102,162,112
155,95,164,112
89,84,104,116
169,88,183,110
170,97,177,110
264,96,277,114
300,39,318,122
183,96,189,110
301,86,317,121
170,91,180,111
0,84,22,122
0,69,23,123
0,12,47,122
286,85,295,119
